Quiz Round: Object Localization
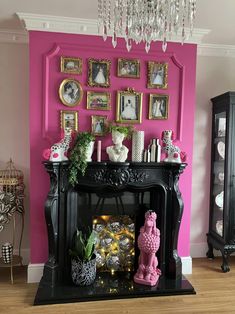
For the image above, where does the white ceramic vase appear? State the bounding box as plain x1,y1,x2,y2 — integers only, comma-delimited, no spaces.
85,141,95,162
132,131,145,162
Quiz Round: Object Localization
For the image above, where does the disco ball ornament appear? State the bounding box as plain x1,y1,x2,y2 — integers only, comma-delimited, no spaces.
106,252,122,271
122,216,135,233
123,252,135,269
95,249,106,268
93,217,106,234
119,234,134,252
107,216,123,234
100,231,116,251
93,230,100,247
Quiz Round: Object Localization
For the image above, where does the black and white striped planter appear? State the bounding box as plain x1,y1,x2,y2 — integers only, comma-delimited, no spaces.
2,242,13,264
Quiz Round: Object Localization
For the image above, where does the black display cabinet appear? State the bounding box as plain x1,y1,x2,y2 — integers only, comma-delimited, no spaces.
207,92,235,272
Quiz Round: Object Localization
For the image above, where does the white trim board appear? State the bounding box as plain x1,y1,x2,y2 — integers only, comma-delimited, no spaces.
27,257,192,283
16,12,209,46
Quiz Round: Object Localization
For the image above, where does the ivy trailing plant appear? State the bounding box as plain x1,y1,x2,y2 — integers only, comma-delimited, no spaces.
69,229,96,262
108,122,134,139
69,131,95,186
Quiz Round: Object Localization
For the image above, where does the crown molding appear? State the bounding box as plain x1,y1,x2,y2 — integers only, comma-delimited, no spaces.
17,12,209,45
0,29,28,44
197,43,235,58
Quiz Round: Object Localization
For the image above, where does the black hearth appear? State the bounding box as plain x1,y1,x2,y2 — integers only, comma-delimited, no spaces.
34,161,195,305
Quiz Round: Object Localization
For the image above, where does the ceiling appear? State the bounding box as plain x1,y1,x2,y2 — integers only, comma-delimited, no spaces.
0,0,235,46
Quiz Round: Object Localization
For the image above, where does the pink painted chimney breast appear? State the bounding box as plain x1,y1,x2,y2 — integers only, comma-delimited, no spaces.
29,31,196,263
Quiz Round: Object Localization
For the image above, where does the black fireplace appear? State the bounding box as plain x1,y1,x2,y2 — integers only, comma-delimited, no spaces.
34,161,195,305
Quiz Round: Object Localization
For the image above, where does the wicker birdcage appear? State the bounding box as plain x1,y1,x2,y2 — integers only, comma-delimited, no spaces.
0,159,25,232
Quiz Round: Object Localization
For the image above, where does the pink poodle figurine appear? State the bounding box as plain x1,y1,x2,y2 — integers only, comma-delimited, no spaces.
134,210,161,286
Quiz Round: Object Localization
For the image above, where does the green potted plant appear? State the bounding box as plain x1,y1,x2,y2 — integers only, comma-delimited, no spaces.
69,229,96,286
69,131,95,186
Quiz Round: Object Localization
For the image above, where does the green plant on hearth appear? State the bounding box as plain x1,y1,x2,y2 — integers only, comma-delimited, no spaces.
108,122,135,139
69,229,96,262
69,131,95,186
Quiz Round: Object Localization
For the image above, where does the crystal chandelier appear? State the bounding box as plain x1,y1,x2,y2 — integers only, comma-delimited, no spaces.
98,0,196,53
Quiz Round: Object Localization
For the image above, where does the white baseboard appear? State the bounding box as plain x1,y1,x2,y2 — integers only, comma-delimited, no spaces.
181,256,192,274
27,257,192,283
27,263,44,283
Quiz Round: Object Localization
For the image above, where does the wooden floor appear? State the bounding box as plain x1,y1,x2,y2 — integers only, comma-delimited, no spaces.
1,257,235,314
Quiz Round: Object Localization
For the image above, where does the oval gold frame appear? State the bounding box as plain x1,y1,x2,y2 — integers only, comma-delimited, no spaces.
59,78,83,107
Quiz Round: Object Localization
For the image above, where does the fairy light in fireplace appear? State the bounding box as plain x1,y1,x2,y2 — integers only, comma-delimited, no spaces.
93,215,135,272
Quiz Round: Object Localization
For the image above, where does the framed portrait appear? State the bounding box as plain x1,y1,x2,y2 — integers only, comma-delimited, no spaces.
117,58,140,78
116,88,143,124
87,91,111,110
91,115,107,136
147,61,168,89
60,110,78,131
148,94,169,120
60,56,82,74
59,78,83,107
88,59,111,88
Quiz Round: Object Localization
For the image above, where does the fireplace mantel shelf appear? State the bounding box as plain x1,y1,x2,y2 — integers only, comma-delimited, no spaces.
34,161,195,305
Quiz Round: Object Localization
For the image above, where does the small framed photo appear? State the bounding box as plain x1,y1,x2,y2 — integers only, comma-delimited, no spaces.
87,91,111,110
149,94,169,120
60,56,82,74
60,110,78,131
59,78,83,107
91,115,107,136
88,59,111,88
117,58,140,78
147,61,168,89
116,88,143,124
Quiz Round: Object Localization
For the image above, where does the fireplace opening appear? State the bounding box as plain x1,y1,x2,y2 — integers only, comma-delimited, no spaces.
65,188,166,282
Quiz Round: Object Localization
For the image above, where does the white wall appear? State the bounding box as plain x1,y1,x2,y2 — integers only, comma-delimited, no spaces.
190,55,235,257
0,43,30,263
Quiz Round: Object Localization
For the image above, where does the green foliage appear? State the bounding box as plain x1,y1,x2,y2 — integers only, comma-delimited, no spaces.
108,123,134,139
69,132,95,186
69,229,96,262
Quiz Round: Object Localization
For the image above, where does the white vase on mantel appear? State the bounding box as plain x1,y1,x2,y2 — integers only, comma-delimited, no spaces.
132,131,145,162
85,141,95,162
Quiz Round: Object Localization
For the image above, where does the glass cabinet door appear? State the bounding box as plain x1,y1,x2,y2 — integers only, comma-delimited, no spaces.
212,112,226,237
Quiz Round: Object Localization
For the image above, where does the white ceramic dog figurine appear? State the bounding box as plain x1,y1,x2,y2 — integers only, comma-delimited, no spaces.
43,127,73,162
161,130,186,163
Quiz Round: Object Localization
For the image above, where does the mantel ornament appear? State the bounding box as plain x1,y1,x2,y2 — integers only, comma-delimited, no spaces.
106,130,129,162
161,130,186,163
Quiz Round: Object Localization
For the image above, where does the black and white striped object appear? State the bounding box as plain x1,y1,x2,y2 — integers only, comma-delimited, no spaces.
2,242,13,264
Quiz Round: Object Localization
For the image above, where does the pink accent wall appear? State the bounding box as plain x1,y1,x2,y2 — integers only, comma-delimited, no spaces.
29,31,196,263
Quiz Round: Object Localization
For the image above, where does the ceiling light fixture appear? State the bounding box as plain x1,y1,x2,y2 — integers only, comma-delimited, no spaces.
98,0,196,52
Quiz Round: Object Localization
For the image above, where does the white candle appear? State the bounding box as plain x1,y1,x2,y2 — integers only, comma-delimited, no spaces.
97,140,101,162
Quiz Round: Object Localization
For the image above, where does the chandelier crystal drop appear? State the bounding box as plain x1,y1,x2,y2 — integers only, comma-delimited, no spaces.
97,0,196,53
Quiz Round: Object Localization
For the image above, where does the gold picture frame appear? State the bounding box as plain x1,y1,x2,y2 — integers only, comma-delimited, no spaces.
60,110,78,131
116,88,143,124
59,78,83,107
91,115,108,136
149,94,169,120
60,56,82,74
87,91,111,110
88,58,111,88
117,58,140,78
147,61,168,89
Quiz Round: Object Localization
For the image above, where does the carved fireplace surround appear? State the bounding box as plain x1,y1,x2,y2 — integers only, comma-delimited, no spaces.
34,161,195,305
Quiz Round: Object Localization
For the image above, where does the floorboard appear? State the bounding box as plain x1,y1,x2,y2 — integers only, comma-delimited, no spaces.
1,257,235,314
